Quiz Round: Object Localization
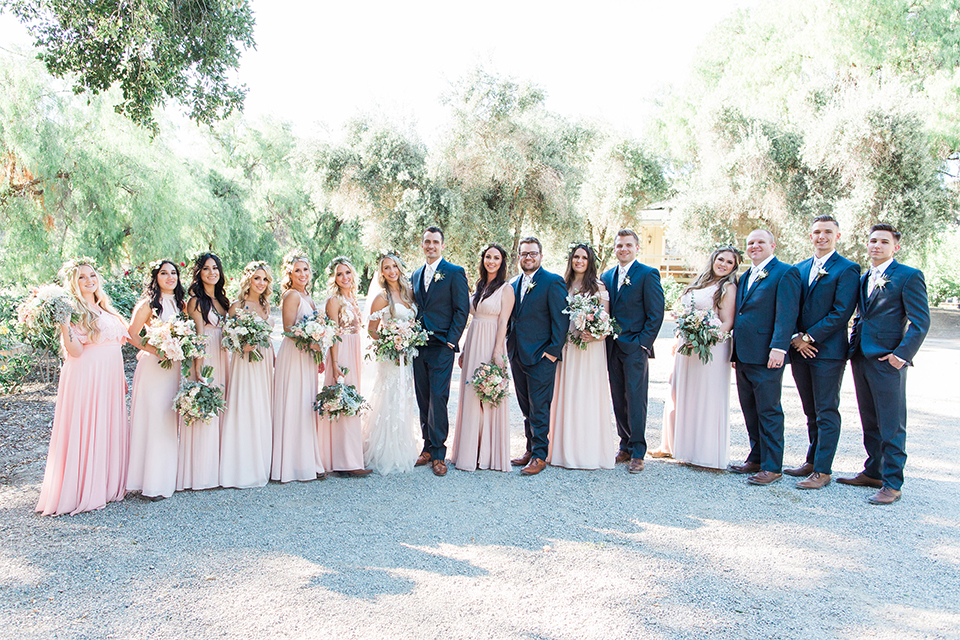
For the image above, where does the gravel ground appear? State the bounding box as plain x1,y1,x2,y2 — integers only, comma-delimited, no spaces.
1,310,958,640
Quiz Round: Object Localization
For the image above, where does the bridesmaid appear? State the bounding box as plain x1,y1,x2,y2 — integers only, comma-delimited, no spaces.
127,260,186,501
318,257,371,477
37,258,130,516
653,246,740,469
178,252,230,490
271,251,325,482
547,243,617,470
220,261,275,489
449,244,514,472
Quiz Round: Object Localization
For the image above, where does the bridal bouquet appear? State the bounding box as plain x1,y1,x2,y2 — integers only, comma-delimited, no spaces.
16,285,77,337
369,317,429,364
283,311,340,366
468,360,511,406
674,302,729,364
563,292,620,349
142,314,208,375
221,310,272,362
314,369,369,419
173,366,226,426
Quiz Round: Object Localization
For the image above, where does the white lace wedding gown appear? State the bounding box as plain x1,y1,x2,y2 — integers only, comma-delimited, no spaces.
363,302,422,474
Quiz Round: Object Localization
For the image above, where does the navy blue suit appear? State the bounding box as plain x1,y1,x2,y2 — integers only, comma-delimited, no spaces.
600,261,665,458
506,267,567,461
848,260,929,491
731,257,801,473
411,258,470,460
790,253,860,474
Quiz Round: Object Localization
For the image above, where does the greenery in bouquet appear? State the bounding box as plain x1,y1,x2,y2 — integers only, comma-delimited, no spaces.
563,292,620,349
16,284,77,339
173,366,226,426
369,316,429,364
142,314,208,375
468,359,511,407
314,368,370,419
222,310,272,362
283,311,340,366
674,301,729,364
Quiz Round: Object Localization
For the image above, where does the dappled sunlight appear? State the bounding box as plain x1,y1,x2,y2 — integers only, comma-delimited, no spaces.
0,547,45,588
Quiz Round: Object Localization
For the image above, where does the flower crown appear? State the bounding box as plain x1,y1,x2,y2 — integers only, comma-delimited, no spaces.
148,258,179,272
245,260,271,274
377,249,406,270
326,255,354,275
58,256,98,282
567,241,596,254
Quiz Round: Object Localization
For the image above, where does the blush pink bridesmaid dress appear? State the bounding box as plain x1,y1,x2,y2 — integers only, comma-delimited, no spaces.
317,297,365,472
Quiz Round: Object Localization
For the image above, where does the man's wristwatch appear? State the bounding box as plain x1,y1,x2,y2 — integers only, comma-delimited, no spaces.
801,333,814,344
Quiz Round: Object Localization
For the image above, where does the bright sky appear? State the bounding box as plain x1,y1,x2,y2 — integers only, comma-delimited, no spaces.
1,0,756,142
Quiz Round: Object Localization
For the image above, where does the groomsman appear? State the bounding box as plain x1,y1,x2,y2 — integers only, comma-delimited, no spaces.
729,229,801,485
839,223,929,505
784,215,860,490
411,227,470,477
601,229,664,474
507,237,567,476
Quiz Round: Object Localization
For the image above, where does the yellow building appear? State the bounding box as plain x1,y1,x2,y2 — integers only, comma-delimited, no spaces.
634,203,697,283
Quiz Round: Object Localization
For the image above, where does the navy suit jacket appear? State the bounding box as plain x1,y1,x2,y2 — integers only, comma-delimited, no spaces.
600,261,665,357
849,260,929,365
411,258,470,352
731,257,802,365
506,268,568,367
794,253,860,360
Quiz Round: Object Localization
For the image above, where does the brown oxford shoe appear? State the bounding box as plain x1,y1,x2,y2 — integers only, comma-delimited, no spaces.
649,450,672,459
415,451,432,467
868,487,902,505
796,472,831,490
783,462,815,477
836,472,883,489
628,458,645,474
729,461,761,475
747,470,783,485
520,458,546,476
432,460,448,477
615,450,632,464
341,469,373,478
511,451,533,467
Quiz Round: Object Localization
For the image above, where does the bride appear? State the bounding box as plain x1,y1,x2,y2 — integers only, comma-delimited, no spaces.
363,252,423,474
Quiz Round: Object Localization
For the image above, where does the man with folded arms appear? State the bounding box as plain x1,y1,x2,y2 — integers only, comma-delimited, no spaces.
784,215,860,490
838,223,929,505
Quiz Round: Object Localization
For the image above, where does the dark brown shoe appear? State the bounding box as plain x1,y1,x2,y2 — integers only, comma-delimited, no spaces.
783,462,814,477
796,472,831,490
868,487,901,505
415,451,432,467
520,458,546,476
628,458,645,474
511,451,533,467
615,450,632,464
836,472,883,488
747,470,782,485
432,460,448,476
341,469,372,478
729,461,761,475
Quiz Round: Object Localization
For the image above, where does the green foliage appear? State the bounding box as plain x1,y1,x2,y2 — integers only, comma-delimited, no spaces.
662,277,685,311
102,269,143,318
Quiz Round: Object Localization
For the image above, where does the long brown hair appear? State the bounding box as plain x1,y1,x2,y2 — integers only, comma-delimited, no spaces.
473,244,507,308
564,243,600,296
682,246,742,309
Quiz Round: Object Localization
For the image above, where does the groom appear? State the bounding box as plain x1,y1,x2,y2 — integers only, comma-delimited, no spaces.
411,227,470,477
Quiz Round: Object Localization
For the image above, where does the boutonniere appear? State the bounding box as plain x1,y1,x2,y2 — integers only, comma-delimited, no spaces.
433,271,444,283
622,276,632,287
524,280,536,294
875,274,889,291
814,267,828,282
754,269,768,282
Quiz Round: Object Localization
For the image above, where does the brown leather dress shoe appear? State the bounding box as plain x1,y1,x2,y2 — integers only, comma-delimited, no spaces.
796,472,831,490
836,472,883,488
649,450,672,459
783,462,814,477
520,458,546,475
729,461,761,475
415,451,432,467
868,487,902,505
628,458,645,474
511,451,533,467
341,469,373,478
615,450,631,464
747,470,782,485
432,460,448,476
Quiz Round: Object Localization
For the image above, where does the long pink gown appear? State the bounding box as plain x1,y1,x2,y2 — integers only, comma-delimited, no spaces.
127,295,180,498
659,283,731,469
450,284,511,472
176,307,227,490
220,309,274,489
271,294,323,482
548,290,616,470
36,311,129,516
317,298,365,472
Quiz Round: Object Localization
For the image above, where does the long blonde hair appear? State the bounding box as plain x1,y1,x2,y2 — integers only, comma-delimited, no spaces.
59,257,120,343
682,246,742,310
238,261,274,311
327,256,358,300
377,253,415,317
280,251,311,293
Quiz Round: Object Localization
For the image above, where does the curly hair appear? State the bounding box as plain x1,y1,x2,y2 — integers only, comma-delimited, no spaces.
237,261,274,311
280,251,311,293
377,253,415,318
59,258,121,342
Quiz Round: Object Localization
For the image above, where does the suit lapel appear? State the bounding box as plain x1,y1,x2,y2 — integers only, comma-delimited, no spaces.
413,267,424,304
424,259,443,304
867,260,897,311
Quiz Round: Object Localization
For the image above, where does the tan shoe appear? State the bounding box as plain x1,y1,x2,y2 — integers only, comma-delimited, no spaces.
511,451,533,467
649,450,672,459
431,460,448,477
415,451,432,467
520,458,546,476
868,487,902,505
729,461,761,475
747,470,783,485
615,450,632,464
836,472,883,488
796,472,831,490
783,462,814,477
628,458,645,474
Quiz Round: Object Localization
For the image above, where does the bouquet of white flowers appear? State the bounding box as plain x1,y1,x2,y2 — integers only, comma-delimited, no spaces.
221,310,272,362
16,285,77,336
674,301,729,364
142,314,208,375
369,316,429,365
173,365,226,425
468,360,511,406
562,292,619,349
283,311,340,366
314,368,369,419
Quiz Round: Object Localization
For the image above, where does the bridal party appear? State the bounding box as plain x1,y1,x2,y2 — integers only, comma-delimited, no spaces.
31,218,930,517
